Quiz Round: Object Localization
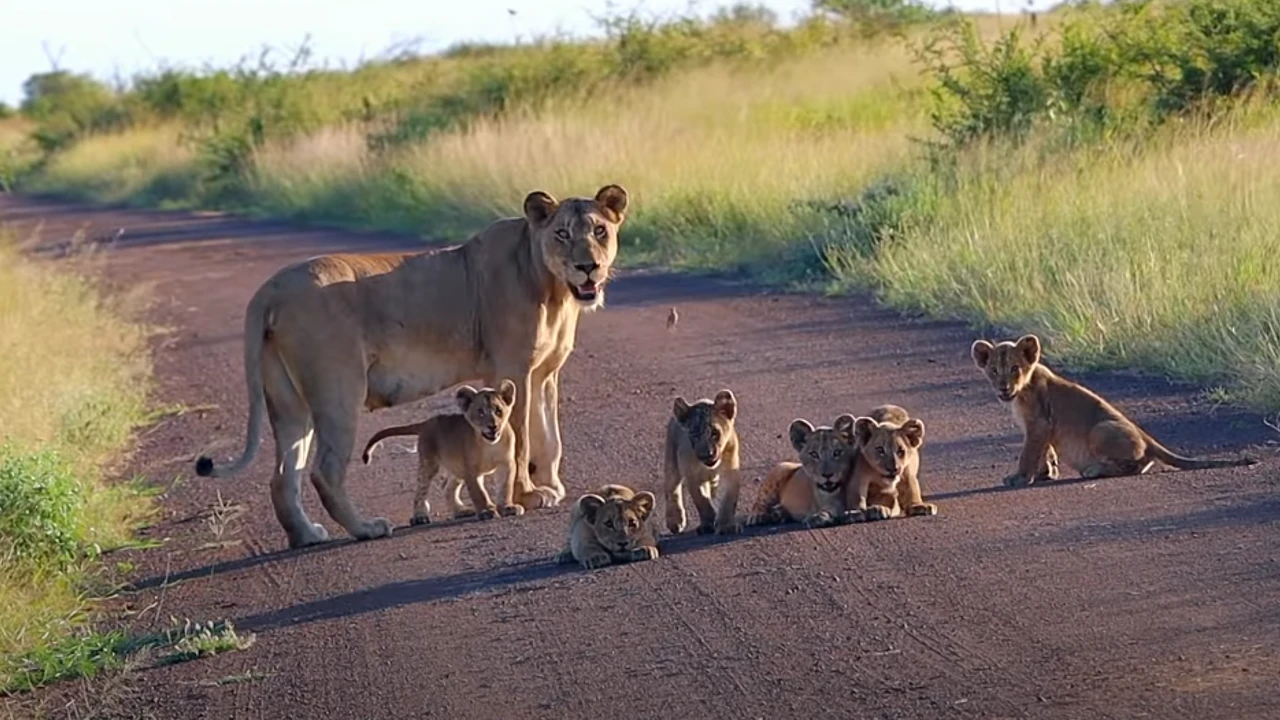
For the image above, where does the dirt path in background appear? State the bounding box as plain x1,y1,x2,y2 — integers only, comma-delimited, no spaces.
3,194,1278,720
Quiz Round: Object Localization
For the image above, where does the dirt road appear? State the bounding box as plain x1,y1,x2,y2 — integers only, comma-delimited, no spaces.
4,194,1278,720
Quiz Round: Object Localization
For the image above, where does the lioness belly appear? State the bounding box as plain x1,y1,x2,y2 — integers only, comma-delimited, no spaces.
365,348,489,410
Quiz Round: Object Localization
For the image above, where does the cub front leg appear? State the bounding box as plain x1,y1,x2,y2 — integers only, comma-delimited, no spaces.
691,477,719,535
1006,420,1053,488
663,437,687,535
495,459,524,517
713,443,743,535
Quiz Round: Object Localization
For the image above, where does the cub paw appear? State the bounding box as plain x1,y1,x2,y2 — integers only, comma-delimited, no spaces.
863,506,891,522
695,523,717,536
554,548,576,565
1002,472,1033,488
630,546,660,562
803,511,835,529
750,505,786,526
582,554,613,570
841,509,867,524
907,503,938,517
359,517,395,539
714,519,742,536
410,514,432,526
499,504,525,517
476,506,499,521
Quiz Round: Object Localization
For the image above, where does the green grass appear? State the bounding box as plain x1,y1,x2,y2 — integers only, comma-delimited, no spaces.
0,237,156,691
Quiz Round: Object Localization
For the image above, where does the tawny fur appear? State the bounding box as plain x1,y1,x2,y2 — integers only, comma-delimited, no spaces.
193,185,628,548
556,484,660,570
663,390,744,535
972,334,1259,487
844,405,936,522
747,415,858,528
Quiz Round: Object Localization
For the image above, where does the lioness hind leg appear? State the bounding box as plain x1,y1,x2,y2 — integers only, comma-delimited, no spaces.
309,404,393,541
263,353,328,549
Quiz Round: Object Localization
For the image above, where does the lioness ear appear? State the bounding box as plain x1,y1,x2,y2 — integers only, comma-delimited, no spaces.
631,491,656,520
901,419,925,448
594,184,628,223
789,419,815,453
713,389,737,421
578,494,606,524
1015,334,1042,366
971,340,994,370
497,378,517,406
854,416,876,447
455,385,478,411
673,397,692,422
833,414,857,443
523,190,559,228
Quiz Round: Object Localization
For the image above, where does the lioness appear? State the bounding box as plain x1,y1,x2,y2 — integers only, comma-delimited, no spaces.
663,390,744,535
360,380,552,524
747,415,858,529
556,484,660,570
844,405,935,522
195,184,628,548
972,334,1258,487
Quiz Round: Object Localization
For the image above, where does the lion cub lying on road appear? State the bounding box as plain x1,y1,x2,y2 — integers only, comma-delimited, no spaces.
972,334,1258,486
557,484,660,570
748,414,858,528
845,405,935,522
664,390,744,535
362,380,552,523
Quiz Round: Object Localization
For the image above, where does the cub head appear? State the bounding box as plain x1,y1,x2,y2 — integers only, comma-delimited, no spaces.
455,379,517,444
854,415,924,483
523,184,628,311
672,389,737,469
578,490,656,554
971,334,1042,402
788,414,857,493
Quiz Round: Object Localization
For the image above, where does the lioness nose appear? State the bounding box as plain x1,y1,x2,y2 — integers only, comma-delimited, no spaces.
575,262,598,275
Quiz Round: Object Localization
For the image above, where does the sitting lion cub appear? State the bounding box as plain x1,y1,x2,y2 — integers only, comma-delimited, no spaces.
972,334,1258,487
556,484,660,570
844,405,936,522
362,380,549,523
747,414,858,528
663,389,743,535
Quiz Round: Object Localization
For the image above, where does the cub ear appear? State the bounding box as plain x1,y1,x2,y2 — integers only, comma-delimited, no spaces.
853,416,877,447
455,385,479,411
833,414,857,443
523,190,559,228
713,389,737,421
971,340,995,370
594,184,629,223
578,494,606,524
672,397,692,422
497,378,517,406
631,491,656,520
901,418,925,448
789,419,815,453
1015,334,1042,366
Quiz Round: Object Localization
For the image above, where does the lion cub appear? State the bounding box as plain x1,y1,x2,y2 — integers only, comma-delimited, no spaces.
663,389,743,535
844,404,935,522
972,334,1258,487
747,415,858,529
556,484,660,570
361,379,535,523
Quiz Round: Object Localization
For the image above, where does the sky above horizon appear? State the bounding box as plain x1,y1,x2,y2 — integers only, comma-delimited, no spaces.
0,0,1058,106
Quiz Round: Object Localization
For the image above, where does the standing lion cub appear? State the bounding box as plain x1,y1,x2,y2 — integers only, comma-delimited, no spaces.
972,334,1258,487
556,484,660,570
663,389,744,535
361,380,552,523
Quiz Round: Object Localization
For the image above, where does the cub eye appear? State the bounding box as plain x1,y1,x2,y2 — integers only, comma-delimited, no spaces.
710,430,720,441
605,519,614,529
555,228,570,241
809,451,820,459
627,519,638,530
897,448,906,458
832,449,843,458
876,447,886,456
593,224,607,239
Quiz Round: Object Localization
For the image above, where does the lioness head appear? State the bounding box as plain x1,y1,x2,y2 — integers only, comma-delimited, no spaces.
523,184,628,311
854,415,924,482
455,379,517,444
672,390,738,469
971,334,1041,402
789,415,857,493
578,489,656,554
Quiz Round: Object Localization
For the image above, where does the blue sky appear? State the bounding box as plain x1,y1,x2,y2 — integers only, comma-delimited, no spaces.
0,0,1057,106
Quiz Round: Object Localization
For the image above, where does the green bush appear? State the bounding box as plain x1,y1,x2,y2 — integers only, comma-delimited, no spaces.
0,447,86,572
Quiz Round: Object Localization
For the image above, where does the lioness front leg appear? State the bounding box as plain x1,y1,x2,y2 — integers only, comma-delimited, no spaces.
501,369,545,512
527,369,566,505
1038,445,1060,482
1005,421,1053,488
495,459,524,517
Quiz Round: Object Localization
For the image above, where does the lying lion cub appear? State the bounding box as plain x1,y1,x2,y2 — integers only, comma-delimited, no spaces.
663,390,744,535
747,414,858,528
362,380,550,523
845,405,936,522
972,334,1258,487
556,484,660,570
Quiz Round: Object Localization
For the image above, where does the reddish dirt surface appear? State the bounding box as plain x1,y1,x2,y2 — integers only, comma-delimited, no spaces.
3,194,1279,720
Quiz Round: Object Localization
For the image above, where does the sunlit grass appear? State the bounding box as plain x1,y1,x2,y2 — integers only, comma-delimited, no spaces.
23,125,198,208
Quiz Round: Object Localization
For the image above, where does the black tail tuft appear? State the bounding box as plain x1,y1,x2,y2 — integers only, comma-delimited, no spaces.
195,456,215,477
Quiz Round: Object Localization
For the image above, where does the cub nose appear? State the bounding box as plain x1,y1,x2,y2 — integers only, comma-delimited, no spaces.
575,262,598,275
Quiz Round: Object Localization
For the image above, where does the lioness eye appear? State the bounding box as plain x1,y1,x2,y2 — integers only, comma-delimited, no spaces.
555,228,570,241
593,224,607,238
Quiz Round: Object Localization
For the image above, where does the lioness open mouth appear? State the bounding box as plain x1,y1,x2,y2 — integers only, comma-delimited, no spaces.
568,280,599,302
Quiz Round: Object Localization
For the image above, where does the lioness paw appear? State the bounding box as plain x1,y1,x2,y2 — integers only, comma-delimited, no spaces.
695,522,717,536
476,506,499,521
1002,472,1033,488
356,517,394,540
715,519,742,535
908,503,938,517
